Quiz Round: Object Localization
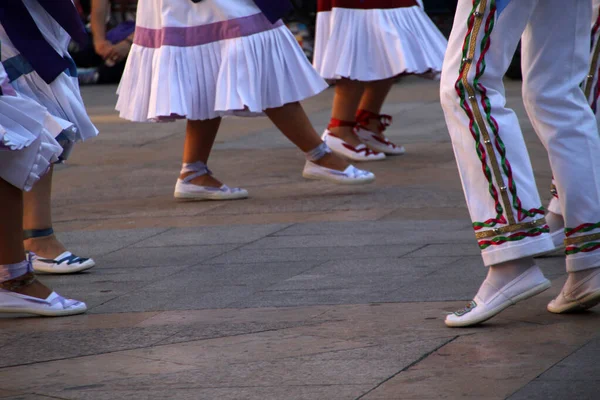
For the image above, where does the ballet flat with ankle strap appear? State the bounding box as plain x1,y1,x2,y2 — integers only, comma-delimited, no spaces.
24,228,95,274
355,110,405,155
174,161,248,200
321,118,386,162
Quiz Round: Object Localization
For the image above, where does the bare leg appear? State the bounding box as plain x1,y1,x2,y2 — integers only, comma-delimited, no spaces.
358,78,395,135
0,178,51,299
22,167,67,258
180,118,223,187
330,78,365,146
265,102,348,171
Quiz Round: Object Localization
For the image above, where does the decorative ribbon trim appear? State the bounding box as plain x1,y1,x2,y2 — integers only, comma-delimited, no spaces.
550,183,558,199
564,232,600,247
478,225,549,250
565,222,600,237
474,217,547,239
566,242,600,255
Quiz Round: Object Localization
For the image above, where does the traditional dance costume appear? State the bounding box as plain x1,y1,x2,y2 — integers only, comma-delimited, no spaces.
117,0,327,122
441,0,600,326
314,0,447,81
0,0,98,274
314,1,448,160
117,0,375,195
0,61,87,317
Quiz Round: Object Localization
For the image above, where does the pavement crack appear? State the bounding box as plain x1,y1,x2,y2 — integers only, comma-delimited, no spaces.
354,335,459,400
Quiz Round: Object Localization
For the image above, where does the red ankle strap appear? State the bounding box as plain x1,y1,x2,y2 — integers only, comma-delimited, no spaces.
356,109,392,132
328,118,357,130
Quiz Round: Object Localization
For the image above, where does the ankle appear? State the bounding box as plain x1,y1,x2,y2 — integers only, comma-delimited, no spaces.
545,211,564,233
24,234,67,258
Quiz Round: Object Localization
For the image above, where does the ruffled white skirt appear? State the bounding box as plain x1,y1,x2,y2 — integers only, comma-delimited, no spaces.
0,92,66,191
117,10,328,122
0,0,98,144
313,5,448,81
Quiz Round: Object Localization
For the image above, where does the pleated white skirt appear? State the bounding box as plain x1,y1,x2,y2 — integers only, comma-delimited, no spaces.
313,5,448,81
0,78,65,191
116,0,328,122
0,0,98,143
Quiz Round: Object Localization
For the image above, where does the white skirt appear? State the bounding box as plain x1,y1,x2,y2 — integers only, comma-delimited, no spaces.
0,71,65,191
116,0,328,122
313,5,448,81
0,0,98,144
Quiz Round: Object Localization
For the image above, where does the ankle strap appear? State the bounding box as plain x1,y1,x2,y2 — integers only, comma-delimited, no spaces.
328,118,357,130
306,142,332,162
356,110,392,132
23,228,54,240
180,161,212,183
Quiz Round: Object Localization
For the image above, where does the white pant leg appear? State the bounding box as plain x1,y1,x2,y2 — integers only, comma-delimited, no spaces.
547,0,600,216
441,0,555,267
521,0,600,272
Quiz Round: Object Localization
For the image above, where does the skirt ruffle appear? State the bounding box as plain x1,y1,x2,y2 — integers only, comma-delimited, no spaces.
313,6,447,81
117,25,328,122
0,94,65,191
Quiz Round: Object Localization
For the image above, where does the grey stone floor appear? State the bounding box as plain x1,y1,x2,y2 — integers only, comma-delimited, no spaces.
1,79,598,400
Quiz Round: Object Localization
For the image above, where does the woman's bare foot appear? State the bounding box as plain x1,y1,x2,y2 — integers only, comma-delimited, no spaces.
179,172,223,188
328,126,364,147
314,152,350,171
24,234,67,260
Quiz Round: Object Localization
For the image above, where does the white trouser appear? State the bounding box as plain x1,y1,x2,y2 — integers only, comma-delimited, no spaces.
549,0,600,215
441,0,600,272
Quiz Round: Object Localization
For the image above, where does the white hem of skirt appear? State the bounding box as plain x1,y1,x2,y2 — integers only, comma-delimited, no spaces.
313,6,447,81
116,25,328,122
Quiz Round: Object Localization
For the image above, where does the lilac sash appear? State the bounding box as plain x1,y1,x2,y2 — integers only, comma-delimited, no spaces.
0,0,88,84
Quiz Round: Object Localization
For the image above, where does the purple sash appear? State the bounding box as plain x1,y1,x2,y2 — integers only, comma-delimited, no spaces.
0,0,88,84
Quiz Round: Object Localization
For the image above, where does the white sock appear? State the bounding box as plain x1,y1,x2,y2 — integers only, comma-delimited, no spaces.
476,257,536,303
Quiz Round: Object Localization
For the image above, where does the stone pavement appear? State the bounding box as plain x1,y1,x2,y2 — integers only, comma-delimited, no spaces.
1,79,599,400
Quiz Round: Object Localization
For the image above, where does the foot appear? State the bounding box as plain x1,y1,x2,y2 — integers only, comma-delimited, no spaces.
445,260,550,327
179,171,224,188
547,268,600,313
328,126,364,148
356,127,406,155
0,272,87,316
322,130,386,162
313,152,350,171
24,234,67,259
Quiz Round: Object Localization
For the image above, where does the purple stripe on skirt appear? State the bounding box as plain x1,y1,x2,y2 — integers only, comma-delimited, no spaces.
134,13,284,48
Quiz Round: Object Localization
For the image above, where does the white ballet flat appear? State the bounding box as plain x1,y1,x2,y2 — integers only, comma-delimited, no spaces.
174,180,249,201
356,127,406,155
547,269,600,314
302,161,375,185
31,251,95,274
322,130,386,162
445,265,551,328
0,290,87,317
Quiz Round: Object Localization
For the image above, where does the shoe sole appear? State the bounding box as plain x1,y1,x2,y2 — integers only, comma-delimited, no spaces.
33,260,96,274
174,192,249,201
302,172,375,185
445,280,551,328
0,305,87,317
547,289,600,314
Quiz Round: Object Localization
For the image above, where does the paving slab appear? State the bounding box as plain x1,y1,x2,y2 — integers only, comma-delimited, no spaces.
1,79,596,400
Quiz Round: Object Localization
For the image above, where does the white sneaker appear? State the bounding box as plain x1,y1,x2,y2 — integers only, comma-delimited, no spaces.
31,251,95,274
0,290,87,317
547,269,600,313
356,127,406,155
322,130,386,162
174,180,249,201
302,161,375,185
445,265,551,327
